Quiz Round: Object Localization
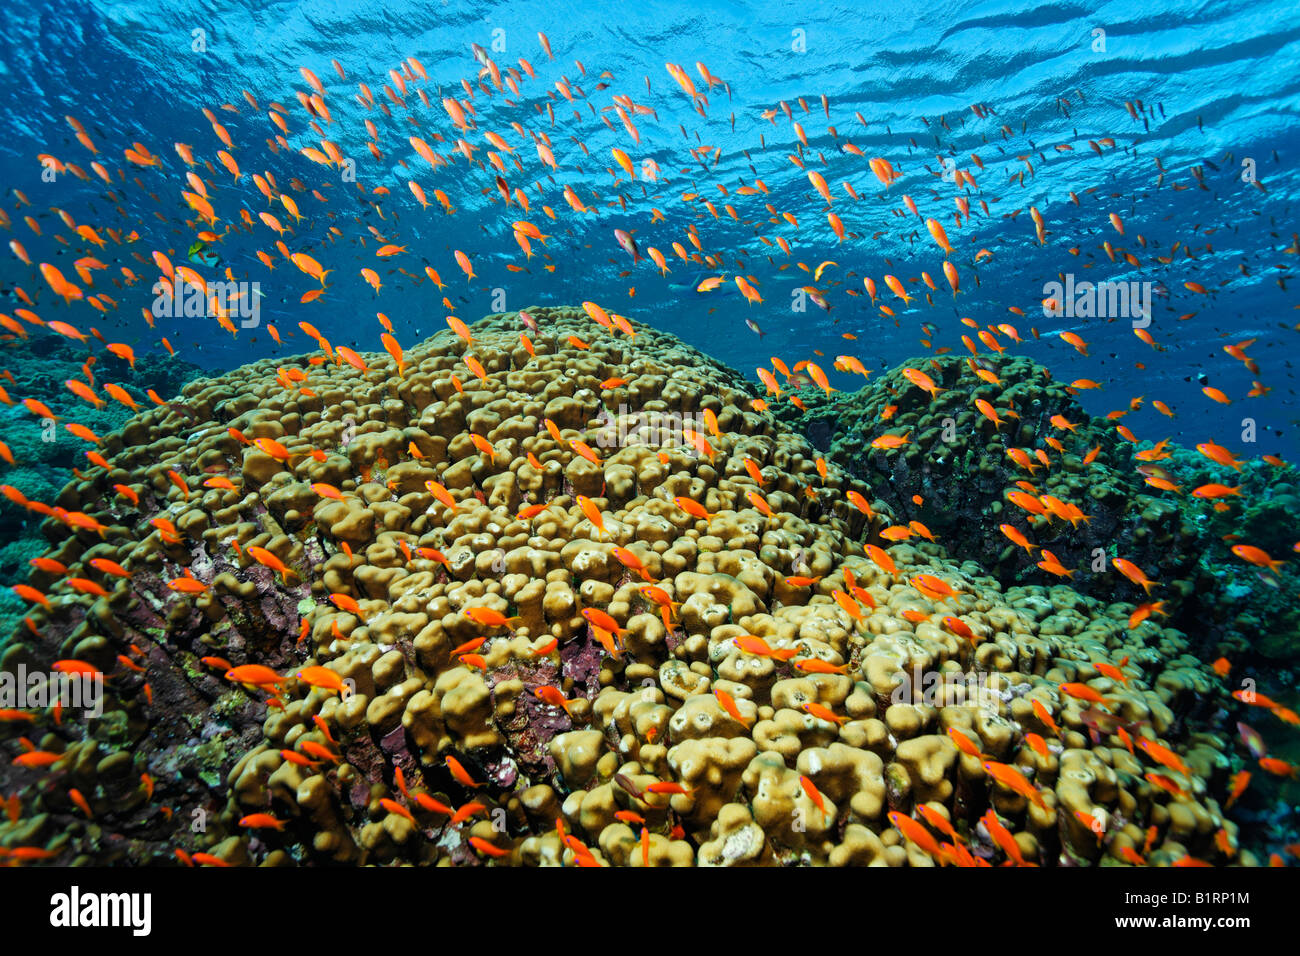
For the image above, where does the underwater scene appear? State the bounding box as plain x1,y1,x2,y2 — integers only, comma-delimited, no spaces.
0,0,1299,883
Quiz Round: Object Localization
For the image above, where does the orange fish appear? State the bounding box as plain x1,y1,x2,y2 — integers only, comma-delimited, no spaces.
888,811,945,863
240,813,288,831
576,494,607,538
731,634,797,661
793,658,849,675
225,664,284,687
713,688,752,728
674,495,717,522
1112,558,1158,595
534,685,577,716
802,702,846,726
327,592,368,621
246,545,298,583
982,761,1048,810
865,544,896,575
910,574,958,601
445,755,481,788
296,665,348,693
463,607,522,629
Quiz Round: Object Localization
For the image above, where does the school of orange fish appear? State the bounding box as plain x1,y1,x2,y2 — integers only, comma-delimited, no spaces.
0,30,1296,867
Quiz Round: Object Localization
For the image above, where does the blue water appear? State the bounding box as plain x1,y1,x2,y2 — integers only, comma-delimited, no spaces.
1,0,1299,459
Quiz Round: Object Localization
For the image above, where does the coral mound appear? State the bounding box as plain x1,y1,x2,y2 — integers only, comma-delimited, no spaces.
775,352,1200,603
1,307,1245,866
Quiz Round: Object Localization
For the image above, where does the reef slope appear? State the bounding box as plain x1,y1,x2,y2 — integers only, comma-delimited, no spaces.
0,307,1243,866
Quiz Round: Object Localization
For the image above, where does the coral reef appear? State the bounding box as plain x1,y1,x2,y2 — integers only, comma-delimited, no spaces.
0,308,1261,866
774,353,1300,666
0,338,203,643
774,353,1202,601
1165,447,1300,663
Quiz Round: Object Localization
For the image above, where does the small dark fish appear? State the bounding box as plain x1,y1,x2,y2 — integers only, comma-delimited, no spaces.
1135,462,1174,481
614,228,642,263
614,773,643,799
1238,722,1266,759
1078,707,1147,744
